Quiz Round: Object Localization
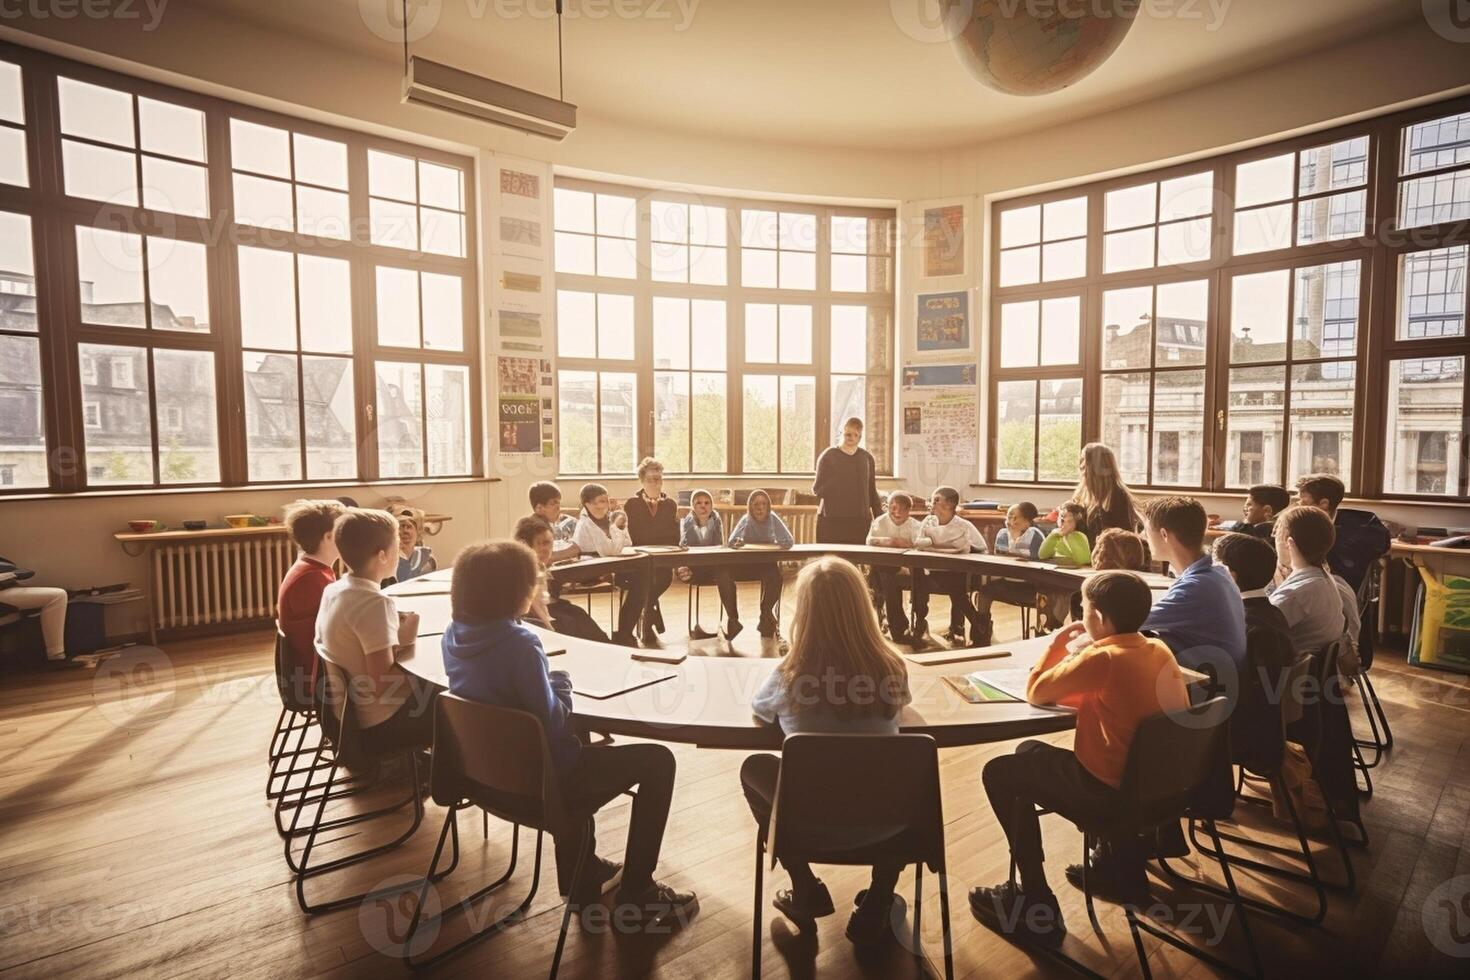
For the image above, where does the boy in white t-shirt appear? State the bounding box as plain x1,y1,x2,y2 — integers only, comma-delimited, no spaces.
315,508,434,751
913,486,990,646
867,492,925,644
1269,505,1362,662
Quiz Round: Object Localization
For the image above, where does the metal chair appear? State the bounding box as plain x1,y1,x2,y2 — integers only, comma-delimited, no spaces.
1351,561,1392,769
1022,697,1262,979
287,654,437,914
751,733,954,980
401,695,629,975
1180,655,1331,924
267,627,326,804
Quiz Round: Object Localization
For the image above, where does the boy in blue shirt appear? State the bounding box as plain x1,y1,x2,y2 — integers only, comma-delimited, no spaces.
441,540,697,929
1139,496,1247,676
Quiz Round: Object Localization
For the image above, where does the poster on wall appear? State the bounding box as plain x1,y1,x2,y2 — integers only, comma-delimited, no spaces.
916,291,970,352
901,362,978,467
497,356,554,455
922,204,965,278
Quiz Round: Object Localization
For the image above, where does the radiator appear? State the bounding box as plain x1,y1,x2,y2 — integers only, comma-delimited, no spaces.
151,536,296,631
718,506,818,543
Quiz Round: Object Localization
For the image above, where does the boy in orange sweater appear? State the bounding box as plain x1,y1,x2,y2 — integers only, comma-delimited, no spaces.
970,571,1189,945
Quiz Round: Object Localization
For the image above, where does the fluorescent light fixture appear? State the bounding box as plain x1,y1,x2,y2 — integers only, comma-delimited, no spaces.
402,56,577,140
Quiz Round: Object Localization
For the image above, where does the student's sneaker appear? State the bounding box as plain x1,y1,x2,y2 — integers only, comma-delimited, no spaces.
611,881,700,931
846,888,906,946
911,618,932,641
889,624,913,645
758,617,779,637
940,627,967,647
723,619,744,642
969,881,1065,946
971,616,994,648
772,879,835,930
688,625,718,641
612,630,640,649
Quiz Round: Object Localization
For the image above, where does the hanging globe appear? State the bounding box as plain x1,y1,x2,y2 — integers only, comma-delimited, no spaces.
943,0,1141,96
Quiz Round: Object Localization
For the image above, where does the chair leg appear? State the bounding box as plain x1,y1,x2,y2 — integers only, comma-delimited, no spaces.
1366,671,1393,749
936,861,955,980
912,863,923,963
751,833,765,980
404,818,537,969
1203,818,1264,978
293,750,428,913
550,819,593,980
1124,903,1153,980
1082,832,1099,931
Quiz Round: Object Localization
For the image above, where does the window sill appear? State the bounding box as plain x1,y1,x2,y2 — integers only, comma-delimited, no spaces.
0,475,499,503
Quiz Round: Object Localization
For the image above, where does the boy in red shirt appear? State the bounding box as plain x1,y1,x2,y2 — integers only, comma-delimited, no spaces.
970,571,1189,945
276,499,345,698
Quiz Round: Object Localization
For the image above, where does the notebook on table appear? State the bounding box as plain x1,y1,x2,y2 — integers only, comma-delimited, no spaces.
571,663,678,699
942,673,1021,704
907,648,1011,667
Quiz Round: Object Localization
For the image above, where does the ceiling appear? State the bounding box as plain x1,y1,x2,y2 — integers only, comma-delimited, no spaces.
191,0,1423,150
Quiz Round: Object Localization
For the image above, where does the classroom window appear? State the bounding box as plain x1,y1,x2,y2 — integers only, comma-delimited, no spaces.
998,195,1088,286
554,177,895,476
0,44,480,495
367,149,467,257
59,76,210,217
1383,356,1464,496
1399,111,1470,229
992,94,1470,499
1233,137,1367,255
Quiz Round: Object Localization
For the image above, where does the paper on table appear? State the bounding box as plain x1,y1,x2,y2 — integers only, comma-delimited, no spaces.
979,668,1076,713
736,543,785,551
632,545,686,554
907,648,1011,667
572,663,678,699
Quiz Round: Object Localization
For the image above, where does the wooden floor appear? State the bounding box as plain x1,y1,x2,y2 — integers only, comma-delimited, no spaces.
2,584,1469,979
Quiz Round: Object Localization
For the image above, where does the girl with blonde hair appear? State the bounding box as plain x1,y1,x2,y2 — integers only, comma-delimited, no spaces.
742,556,913,944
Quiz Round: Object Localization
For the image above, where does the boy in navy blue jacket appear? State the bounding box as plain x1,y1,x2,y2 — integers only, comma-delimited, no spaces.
442,540,697,929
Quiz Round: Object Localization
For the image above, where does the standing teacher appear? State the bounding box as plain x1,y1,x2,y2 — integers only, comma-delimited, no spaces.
811,417,883,545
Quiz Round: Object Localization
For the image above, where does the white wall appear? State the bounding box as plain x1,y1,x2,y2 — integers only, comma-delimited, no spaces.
2,9,1468,640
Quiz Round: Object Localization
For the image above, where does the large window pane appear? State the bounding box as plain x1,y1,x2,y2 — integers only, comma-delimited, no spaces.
1156,279,1209,366
155,349,218,484
692,372,727,473
298,254,353,353
778,305,812,364
376,361,423,478
743,375,778,472
303,355,356,480
376,266,420,348
76,227,145,328
653,371,690,473
238,246,296,349
653,297,690,369
1040,296,1080,366
1397,245,1466,340
147,238,209,332
0,335,47,488
0,126,28,188
995,379,1037,482
1151,370,1205,486
1230,269,1289,362
1403,112,1470,175
599,372,636,473
1399,170,1470,229
243,351,301,481
422,272,464,351
558,370,598,474
999,301,1039,368
1383,357,1464,495
1038,378,1082,481
427,363,470,475
597,293,635,360
1102,286,1151,370
1295,261,1360,357
1099,373,1150,485
58,77,133,146
141,156,209,218
0,210,36,332
1288,361,1355,489
80,344,150,485
780,375,815,472
557,290,596,358
1225,365,1285,488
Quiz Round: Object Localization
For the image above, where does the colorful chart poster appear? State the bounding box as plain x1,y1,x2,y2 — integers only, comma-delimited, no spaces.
901,362,978,467
923,204,965,278
917,291,970,352
498,356,554,455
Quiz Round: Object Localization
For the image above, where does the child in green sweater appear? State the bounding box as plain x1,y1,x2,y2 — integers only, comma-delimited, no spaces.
1038,503,1092,630
1040,503,1092,566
